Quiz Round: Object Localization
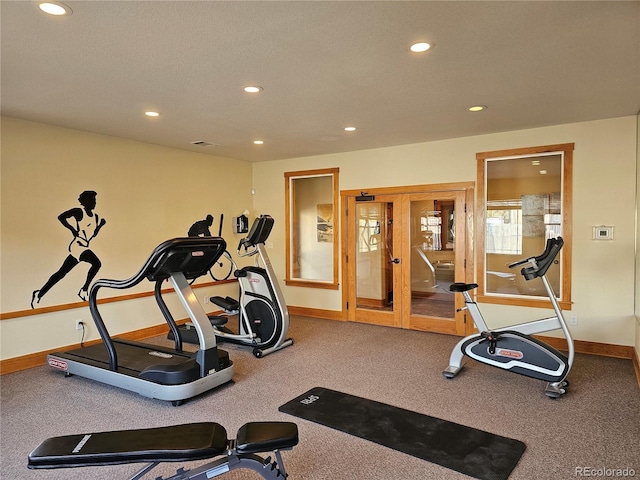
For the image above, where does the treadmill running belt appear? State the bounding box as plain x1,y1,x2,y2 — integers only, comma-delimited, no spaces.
62,342,192,373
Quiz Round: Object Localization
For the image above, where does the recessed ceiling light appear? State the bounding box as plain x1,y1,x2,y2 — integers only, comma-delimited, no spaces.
468,105,487,112
144,111,160,117
243,86,263,94
410,42,432,53
344,126,356,132
38,1,72,15
531,160,541,166
253,140,264,145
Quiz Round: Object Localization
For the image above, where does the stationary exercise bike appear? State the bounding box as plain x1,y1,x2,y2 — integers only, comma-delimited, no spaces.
173,215,293,358
443,237,574,398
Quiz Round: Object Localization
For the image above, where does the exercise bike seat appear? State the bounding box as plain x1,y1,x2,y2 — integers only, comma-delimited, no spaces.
235,422,299,454
28,422,228,469
449,282,478,292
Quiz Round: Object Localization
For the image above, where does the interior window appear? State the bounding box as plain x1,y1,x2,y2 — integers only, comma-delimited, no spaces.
477,144,573,309
285,168,339,289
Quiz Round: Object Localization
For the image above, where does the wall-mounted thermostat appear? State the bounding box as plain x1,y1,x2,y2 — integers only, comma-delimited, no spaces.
592,225,614,240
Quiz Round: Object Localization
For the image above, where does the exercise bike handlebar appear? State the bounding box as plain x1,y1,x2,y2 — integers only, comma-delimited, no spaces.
508,257,535,268
507,237,564,279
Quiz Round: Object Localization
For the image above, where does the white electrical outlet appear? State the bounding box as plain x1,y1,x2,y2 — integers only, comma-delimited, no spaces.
76,320,84,330
204,296,210,304
570,315,578,326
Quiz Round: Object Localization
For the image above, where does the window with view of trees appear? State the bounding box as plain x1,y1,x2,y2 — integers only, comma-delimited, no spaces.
486,200,523,255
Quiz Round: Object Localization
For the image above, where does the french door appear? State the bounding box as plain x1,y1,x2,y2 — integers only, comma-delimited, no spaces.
343,184,473,335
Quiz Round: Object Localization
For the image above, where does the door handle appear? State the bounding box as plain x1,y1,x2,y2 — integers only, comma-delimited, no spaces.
390,258,400,264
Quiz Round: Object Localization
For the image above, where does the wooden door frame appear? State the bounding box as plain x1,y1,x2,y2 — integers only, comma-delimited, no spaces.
341,182,475,334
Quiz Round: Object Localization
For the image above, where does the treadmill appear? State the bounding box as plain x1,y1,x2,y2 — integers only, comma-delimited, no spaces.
47,237,234,405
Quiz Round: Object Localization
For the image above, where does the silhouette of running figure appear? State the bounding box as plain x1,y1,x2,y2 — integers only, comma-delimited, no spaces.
188,214,214,237
31,191,107,308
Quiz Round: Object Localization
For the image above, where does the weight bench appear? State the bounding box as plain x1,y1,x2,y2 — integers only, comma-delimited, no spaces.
28,421,299,479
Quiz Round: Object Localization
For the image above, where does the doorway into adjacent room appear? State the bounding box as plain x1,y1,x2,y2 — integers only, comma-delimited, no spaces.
341,183,474,335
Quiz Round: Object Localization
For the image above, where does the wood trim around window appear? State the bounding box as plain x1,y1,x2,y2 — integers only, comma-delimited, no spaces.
476,143,573,309
284,167,339,289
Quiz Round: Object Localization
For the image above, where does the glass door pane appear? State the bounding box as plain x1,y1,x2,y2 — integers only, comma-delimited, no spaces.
409,198,456,319
402,190,467,335
355,202,392,311
350,195,402,328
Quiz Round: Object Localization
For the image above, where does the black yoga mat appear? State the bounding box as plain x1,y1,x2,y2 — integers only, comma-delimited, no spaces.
279,387,525,480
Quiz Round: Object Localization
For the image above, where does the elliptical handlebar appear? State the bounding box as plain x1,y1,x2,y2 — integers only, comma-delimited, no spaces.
236,239,259,258
236,215,275,257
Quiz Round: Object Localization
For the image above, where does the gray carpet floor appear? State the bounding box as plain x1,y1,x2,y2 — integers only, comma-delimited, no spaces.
1,316,638,479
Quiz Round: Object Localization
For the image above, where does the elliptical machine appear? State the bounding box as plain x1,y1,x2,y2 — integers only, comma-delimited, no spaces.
443,237,574,398
175,215,293,358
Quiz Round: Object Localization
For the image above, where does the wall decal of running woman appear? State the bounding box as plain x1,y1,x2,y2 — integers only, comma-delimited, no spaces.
31,190,107,308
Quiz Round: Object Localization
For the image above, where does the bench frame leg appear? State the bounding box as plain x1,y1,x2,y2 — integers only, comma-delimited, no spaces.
136,449,293,480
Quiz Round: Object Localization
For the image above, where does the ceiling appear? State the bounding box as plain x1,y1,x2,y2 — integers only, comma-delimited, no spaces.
2,1,639,163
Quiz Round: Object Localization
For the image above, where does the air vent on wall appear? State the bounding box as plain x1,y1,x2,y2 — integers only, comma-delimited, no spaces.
190,141,220,147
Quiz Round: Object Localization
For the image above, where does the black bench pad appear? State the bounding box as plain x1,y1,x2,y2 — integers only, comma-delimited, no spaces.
236,422,299,454
28,422,228,469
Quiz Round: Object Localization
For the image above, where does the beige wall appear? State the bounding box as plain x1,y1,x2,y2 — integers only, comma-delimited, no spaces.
1,117,252,360
2,115,638,362
253,116,638,347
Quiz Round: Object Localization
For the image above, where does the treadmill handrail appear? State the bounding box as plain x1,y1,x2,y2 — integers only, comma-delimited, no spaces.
88,237,227,371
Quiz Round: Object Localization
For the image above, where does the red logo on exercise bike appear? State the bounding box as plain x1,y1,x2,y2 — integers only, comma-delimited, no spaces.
495,348,524,359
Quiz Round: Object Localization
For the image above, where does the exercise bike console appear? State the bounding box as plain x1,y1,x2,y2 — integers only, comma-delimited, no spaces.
508,235,563,280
